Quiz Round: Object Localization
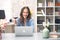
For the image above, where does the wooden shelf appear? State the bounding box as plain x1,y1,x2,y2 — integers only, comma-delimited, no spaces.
46,6,54,8
37,14,45,16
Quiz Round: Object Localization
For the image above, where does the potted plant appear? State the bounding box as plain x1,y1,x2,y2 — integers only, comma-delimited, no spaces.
42,19,50,38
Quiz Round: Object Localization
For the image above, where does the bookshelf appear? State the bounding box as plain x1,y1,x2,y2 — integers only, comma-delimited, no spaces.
37,0,60,33
37,0,46,32
55,0,60,33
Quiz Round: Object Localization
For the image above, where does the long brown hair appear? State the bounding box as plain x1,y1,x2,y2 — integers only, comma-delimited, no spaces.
20,6,31,24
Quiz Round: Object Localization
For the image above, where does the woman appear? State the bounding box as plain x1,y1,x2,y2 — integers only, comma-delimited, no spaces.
16,6,34,30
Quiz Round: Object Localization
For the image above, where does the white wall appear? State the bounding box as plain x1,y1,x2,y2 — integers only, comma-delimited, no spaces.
12,0,37,18
0,0,12,22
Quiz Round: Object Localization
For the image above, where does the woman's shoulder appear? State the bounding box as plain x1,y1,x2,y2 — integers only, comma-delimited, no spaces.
29,18,34,22
16,18,20,21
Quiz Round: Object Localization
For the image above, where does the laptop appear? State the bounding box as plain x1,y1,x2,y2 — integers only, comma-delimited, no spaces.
15,26,33,37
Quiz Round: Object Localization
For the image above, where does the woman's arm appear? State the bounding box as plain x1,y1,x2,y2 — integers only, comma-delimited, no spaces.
16,18,21,26
30,19,34,27
30,19,34,32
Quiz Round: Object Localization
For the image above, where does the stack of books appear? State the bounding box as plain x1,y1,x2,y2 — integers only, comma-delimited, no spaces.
47,2,54,6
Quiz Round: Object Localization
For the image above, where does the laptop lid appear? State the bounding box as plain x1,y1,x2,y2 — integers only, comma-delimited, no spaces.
15,26,33,36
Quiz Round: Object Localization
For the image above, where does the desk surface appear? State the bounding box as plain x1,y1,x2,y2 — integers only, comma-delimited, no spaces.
2,33,60,40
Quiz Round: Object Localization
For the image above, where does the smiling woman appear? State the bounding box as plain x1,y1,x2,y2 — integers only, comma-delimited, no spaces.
16,6,34,26
15,6,34,31
19,7,31,26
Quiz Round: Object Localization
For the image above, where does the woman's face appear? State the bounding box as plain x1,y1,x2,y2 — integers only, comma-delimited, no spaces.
23,8,28,19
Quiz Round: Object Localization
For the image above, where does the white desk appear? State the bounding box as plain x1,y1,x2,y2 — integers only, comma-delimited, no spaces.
2,33,60,40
